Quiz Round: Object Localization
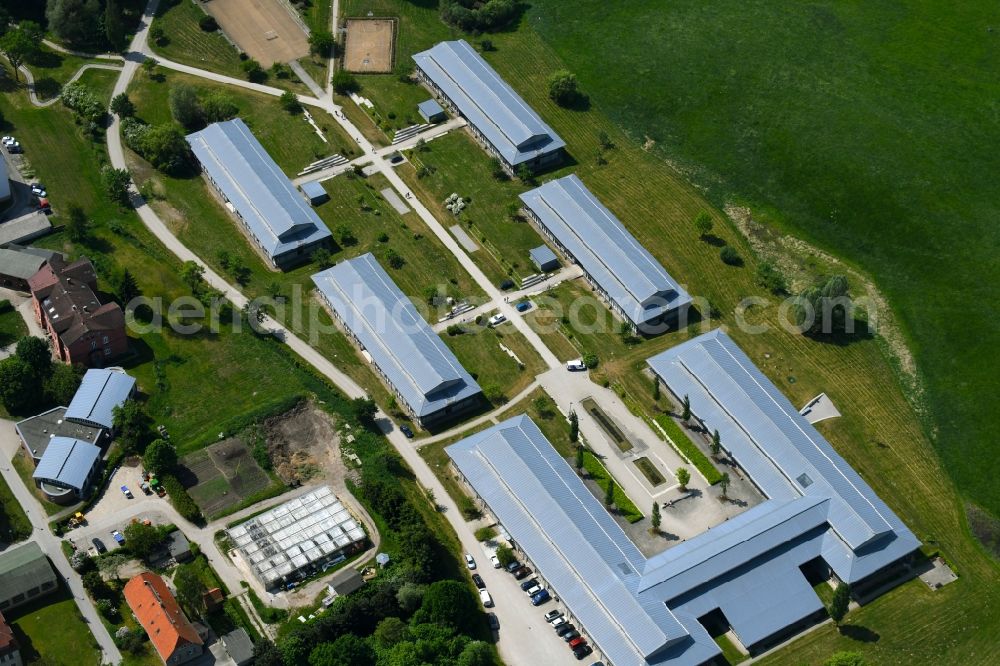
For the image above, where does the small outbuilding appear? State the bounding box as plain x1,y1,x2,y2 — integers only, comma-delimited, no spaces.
221,628,254,666
529,245,560,273
165,530,194,563
417,98,446,124
300,180,329,206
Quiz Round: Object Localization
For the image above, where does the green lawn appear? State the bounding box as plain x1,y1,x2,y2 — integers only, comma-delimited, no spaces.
127,69,358,175
74,67,121,104
527,0,1000,532
12,449,71,516
0,469,32,542
17,46,100,102
6,587,102,666
581,449,643,523
0,301,27,349
442,321,545,404
317,2,1000,662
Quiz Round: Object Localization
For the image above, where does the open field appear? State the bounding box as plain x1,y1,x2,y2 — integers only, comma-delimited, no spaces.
6,587,102,666
178,438,274,518
331,2,1000,662
442,321,545,403
0,301,27,349
344,19,396,73
527,0,1000,524
19,46,99,102
73,67,120,104
204,0,310,67
0,468,32,542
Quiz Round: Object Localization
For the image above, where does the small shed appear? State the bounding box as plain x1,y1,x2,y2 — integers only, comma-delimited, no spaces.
221,628,254,666
300,180,329,206
417,99,446,124
529,245,560,273
165,530,193,563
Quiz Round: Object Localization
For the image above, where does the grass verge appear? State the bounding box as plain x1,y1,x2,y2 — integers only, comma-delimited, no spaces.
581,450,642,523
653,414,723,485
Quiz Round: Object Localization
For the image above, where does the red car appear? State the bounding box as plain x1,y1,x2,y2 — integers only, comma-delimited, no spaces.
568,636,587,649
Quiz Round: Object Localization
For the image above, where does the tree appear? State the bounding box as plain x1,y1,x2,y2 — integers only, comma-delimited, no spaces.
309,30,336,57
336,224,357,246
173,563,205,612
653,376,660,401
569,410,579,443
279,90,301,114
82,570,111,599
794,275,854,336
0,25,36,81
142,124,192,174
372,617,408,650
309,636,374,666
495,544,516,568
710,429,721,458
694,210,713,238
756,260,788,294
457,641,494,666
116,268,140,305
46,0,101,48
97,552,130,579
681,394,691,422
720,245,742,266
65,204,90,243
548,69,581,106
719,472,731,499
110,93,135,117
0,358,35,413
350,397,378,426
582,353,599,369
413,580,481,635
395,581,426,614
123,521,163,558
824,651,866,666
241,58,266,83
676,467,691,491
312,247,332,269
201,91,238,122
101,166,131,206
16,336,52,378
252,639,284,666
143,439,177,475
385,248,405,269
650,501,661,533
483,383,507,405
516,163,534,184
331,69,360,95
112,399,151,454
44,363,82,405
604,477,615,507
480,39,495,52
104,0,126,51
574,444,584,472
198,15,218,32
169,83,202,129
180,261,205,293
489,157,507,180
828,583,851,624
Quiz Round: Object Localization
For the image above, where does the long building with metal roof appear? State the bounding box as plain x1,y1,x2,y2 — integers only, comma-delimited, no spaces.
413,40,565,174
312,253,483,428
65,368,136,431
447,334,918,664
519,174,692,332
32,436,101,500
186,118,332,269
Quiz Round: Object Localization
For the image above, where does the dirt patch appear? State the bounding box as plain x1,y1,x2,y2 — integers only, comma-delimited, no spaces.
177,439,270,518
258,402,345,485
203,0,309,67
967,503,1000,561
343,18,396,73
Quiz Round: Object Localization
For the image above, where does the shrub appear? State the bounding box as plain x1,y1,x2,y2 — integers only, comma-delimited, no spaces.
161,473,203,523
60,82,105,123
198,14,218,32
474,526,497,542
201,91,239,122
582,353,599,369
331,69,360,95
241,58,266,83
756,260,788,294
720,245,742,266
653,414,723,484
580,451,643,522
446,324,465,336
279,91,301,114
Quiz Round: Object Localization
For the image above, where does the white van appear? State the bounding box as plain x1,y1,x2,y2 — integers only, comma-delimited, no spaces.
566,359,586,371
479,588,494,608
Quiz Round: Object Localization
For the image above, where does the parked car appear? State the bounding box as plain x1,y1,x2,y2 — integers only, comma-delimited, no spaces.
491,555,502,569
91,537,107,554
513,565,532,580
544,610,563,623
562,630,580,642
1,136,15,146
531,589,551,606
479,589,494,608
120,485,133,499
569,637,588,649
525,584,542,597
488,313,507,326
566,359,586,371
505,560,522,573
556,624,576,637
111,530,124,545
515,300,531,312
6,142,22,154
472,573,485,589
465,553,477,570
399,424,414,438
487,612,499,631
31,184,46,197
573,645,593,660
520,578,539,591
37,197,50,211
551,616,568,628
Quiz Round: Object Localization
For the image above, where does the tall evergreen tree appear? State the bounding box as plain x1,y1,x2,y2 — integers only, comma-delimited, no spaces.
604,477,615,507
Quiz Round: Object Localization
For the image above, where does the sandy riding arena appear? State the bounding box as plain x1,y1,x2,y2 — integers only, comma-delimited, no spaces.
203,0,310,67
343,18,396,73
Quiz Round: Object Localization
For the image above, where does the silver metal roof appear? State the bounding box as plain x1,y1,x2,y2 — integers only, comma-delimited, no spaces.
520,175,692,326
186,119,331,262
413,40,565,167
529,244,558,269
0,247,48,279
447,415,690,666
311,253,482,418
32,436,100,491
65,368,136,430
300,180,327,200
227,486,366,588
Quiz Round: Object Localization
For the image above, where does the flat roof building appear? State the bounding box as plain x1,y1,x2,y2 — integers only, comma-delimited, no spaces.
312,253,483,428
227,486,367,590
0,211,52,248
413,40,565,174
417,98,446,124
186,119,332,269
520,175,692,333
0,543,58,613
64,368,137,430
300,180,329,206
528,244,559,273
32,436,101,502
15,406,103,463
447,359,919,665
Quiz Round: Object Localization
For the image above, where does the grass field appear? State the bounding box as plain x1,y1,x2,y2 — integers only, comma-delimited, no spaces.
326,2,1000,662
442,321,544,403
20,46,100,101
0,470,32,542
6,587,102,666
74,67,120,104
0,301,27,349
526,0,1000,526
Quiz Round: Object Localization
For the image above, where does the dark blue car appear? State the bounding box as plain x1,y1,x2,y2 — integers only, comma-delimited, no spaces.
531,589,551,606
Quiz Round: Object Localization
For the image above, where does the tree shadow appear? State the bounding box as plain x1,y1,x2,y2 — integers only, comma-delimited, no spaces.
839,624,880,643
700,233,726,247
26,50,63,69
32,77,61,101
803,318,875,347
561,93,591,112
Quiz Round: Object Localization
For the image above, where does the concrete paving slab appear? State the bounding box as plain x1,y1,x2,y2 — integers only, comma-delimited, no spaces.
380,187,410,215
800,392,841,423
450,224,479,252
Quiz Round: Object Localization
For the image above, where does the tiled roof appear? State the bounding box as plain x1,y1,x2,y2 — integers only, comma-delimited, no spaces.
124,572,203,662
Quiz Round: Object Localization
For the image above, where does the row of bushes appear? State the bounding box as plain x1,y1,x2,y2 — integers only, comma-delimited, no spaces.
160,473,203,523
653,414,723,484
581,450,643,523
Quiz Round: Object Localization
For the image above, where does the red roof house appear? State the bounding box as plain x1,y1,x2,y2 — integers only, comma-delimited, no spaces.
27,255,127,367
123,573,204,665
0,611,22,666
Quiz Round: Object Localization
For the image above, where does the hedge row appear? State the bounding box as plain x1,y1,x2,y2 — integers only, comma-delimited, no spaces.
653,414,723,484
581,451,643,523
161,473,204,524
